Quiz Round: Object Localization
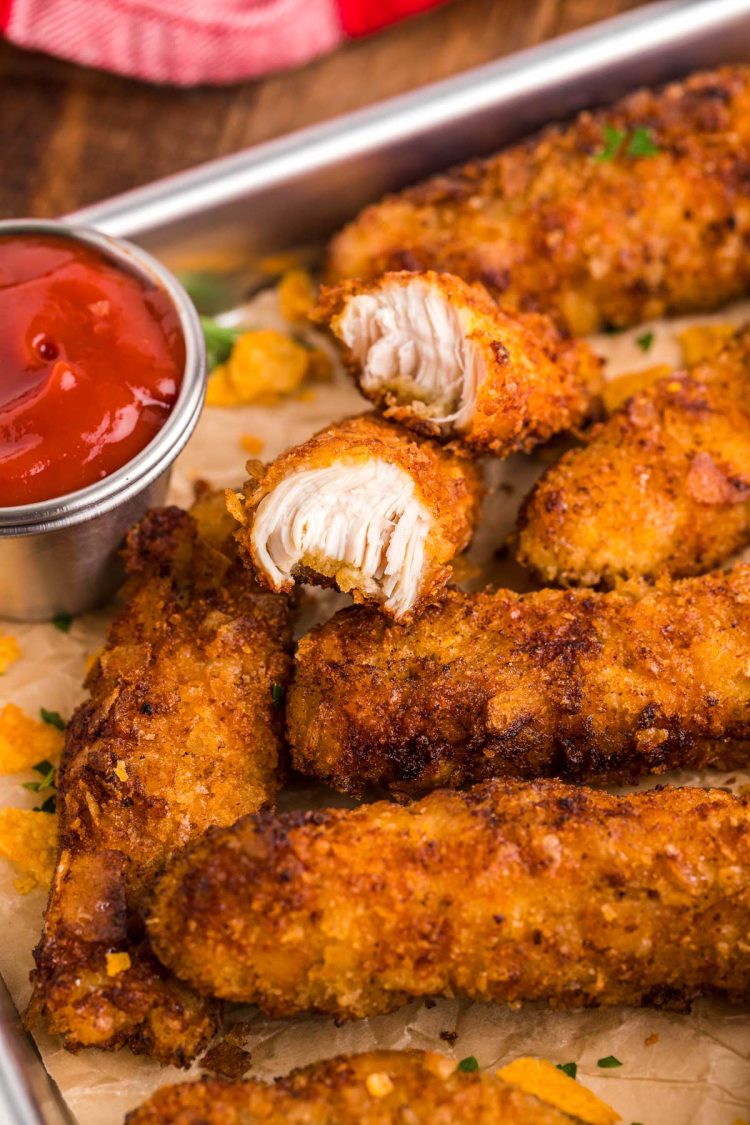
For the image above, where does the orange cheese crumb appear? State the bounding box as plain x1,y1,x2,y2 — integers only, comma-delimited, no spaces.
0,636,20,675
278,269,316,323
602,364,672,413
678,323,735,366
497,1057,620,1125
240,434,264,456
0,704,64,775
205,364,240,407
106,951,132,977
0,808,57,893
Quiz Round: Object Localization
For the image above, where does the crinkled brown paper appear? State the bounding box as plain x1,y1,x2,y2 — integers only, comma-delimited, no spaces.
1,290,749,1124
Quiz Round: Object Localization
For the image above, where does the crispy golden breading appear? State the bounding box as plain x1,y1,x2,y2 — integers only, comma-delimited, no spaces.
227,413,482,621
315,272,603,456
125,1050,588,1125
287,567,750,796
30,505,294,1065
328,67,750,334
516,328,750,587
148,780,750,1019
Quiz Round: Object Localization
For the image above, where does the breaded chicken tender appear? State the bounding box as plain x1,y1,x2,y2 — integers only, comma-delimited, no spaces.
516,328,750,587
148,781,750,1019
316,272,602,456
328,67,750,334
126,1049,599,1125
227,414,482,620
30,502,294,1065
288,567,750,796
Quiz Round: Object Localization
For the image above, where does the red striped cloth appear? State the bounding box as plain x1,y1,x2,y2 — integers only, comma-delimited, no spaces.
1,0,448,86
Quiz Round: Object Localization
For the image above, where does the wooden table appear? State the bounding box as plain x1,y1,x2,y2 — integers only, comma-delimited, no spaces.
0,0,643,219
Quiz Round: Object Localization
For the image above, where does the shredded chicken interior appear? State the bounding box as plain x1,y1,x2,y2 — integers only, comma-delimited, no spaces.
338,279,484,430
251,460,433,616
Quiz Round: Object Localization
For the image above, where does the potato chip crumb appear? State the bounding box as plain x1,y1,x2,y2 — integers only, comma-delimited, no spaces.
497,1058,620,1125
0,807,57,892
0,636,20,675
114,759,128,783
602,365,672,413
278,269,316,323
205,364,240,407
0,703,64,775
644,1033,659,1047
366,1072,394,1098
678,323,735,366
240,434,264,456
106,951,132,977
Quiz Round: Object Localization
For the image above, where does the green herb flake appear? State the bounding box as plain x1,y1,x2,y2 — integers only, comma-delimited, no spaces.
271,683,285,709
636,331,654,353
594,124,627,163
35,794,57,815
201,316,244,372
597,1055,623,1069
627,126,660,158
52,613,73,633
23,760,57,806
457,1056,479,1072
556,1062,578,1080
40,708,66,731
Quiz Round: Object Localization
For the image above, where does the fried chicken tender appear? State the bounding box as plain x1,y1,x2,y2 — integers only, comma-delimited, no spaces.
126,1049,596,1125
148,780,750,1019
328,67,750,334
516,328,750,587
315,272,602,456
288,567,750,796
227,414,482,620
30,503,294,1065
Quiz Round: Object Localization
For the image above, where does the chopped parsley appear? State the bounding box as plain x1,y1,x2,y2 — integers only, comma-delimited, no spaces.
458,1056,479,1072
201,316,243,372
271,683,285,709
595,124,660,163
40,708,66,731
52,613,73,633
23,759,57,813
556,1062,578,1079
636,331,654,353
597,1055,623,1069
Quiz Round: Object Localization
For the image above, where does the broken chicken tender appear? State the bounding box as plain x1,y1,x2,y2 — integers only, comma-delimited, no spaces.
126,1049,607,1125
0,808,57,894
227,413,482,620
288,566,750,796
148,780,750,1019
517,326,750,587
30,503,294,1066
328,66,750,334
317,272,602,456
0,703,64,775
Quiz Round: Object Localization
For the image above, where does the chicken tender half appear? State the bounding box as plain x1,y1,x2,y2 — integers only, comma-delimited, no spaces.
126,1049,602,1125
328,67,750,334
288,567,750,796
148,780,750,1019
227,414,482,620
316,272,602,456
30,503,294,1065
516,327,750,587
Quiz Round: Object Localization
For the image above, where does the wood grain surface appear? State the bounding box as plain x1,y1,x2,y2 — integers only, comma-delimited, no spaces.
0,0,644,219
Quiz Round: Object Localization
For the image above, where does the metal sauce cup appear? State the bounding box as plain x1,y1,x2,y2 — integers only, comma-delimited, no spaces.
0,219,206,621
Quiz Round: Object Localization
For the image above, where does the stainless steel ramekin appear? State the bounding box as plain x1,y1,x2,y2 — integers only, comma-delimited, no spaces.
0,219,206,621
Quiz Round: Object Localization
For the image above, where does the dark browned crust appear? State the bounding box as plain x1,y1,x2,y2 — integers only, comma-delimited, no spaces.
30,504,295,1065
126,1049,580,1124
287,567,750,797
327,67,750,334
148,780,750,1020
516,328,750,586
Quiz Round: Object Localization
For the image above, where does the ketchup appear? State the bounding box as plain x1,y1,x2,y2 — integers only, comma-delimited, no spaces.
0,235,185,507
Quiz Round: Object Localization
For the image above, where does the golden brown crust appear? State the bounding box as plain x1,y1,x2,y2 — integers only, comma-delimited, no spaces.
316,272,603,456
516,328,750,586
125,1049,580,1124
31,505,294,1065
148,780,750,1019
327,67,750,334
287,567,750,796
229,413,483,619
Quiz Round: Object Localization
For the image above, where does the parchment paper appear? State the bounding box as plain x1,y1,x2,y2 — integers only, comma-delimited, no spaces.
2,289,750,1125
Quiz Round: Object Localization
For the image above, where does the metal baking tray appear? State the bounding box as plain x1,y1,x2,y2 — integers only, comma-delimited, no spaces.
4,0,750,1120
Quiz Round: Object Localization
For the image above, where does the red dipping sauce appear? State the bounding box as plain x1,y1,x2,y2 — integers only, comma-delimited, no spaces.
0,235,185,507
